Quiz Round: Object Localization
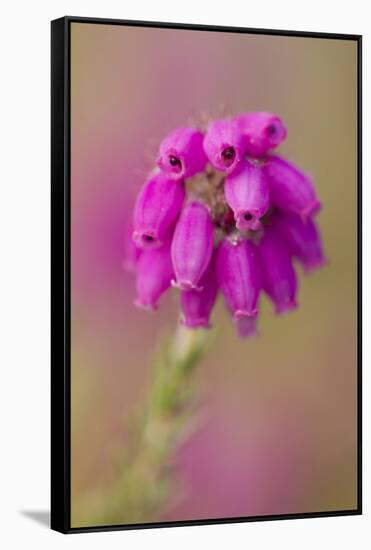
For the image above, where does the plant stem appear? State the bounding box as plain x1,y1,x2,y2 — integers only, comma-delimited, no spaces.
77,324,209,527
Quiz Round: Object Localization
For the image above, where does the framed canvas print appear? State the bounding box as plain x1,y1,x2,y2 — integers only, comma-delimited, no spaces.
51,16,362,533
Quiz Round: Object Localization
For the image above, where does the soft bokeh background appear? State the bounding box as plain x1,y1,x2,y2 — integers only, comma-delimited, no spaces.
70,23,358,527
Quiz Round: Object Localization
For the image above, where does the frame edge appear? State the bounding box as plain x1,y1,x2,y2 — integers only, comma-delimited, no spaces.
50,16,362,534
51,16,70,534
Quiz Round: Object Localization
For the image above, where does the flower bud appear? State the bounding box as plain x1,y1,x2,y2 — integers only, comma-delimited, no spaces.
180,254,218,328
133,172,185,249
217,238,261,338
271,211,326,273
171,202,214,291
263,155,321,220
258,228,298,314
134,239,174,310
157,127,207,180
237,112,287,157
203,118,246,173
224,159,270,231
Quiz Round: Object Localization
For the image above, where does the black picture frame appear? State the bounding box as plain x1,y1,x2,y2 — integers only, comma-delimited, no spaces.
51,15,362,534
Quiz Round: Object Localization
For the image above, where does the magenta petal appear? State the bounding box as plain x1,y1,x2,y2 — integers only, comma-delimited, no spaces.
264,155,321,221
217,238,261,338
237,112,287,158
224,159,270,232
235,316,258,339
272,211,327,273
134,240,174,310
124,222,141,272
258,228,298,314
203,118,247,173
133,172,185,250
180,254,218,328
171,202,214,291
157,127,207,180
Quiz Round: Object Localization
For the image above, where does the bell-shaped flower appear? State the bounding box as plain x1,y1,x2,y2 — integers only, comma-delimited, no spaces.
157,127,207,180
237,111,287,157
180,254,218,328
134,239,174,310
217,237,261,338
258,227,298,314
171,201,214,291
224,159,270,231
133,172,185,249
264,155,321,220
203,117,247,173
271,211,327,273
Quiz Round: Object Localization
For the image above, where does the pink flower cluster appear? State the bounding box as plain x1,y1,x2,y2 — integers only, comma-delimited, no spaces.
126,112,326,338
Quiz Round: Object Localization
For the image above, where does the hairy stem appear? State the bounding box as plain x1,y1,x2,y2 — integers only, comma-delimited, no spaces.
77,324,209,527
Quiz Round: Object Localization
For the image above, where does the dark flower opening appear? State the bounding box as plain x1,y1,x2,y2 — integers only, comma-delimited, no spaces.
244,213,253,221
266,123,278,138
221,146,236,167
169,155,182,172
144,234,154,242
137,233,157,247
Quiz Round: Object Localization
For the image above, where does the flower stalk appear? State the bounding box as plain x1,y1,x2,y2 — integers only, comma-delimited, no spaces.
75,324,209,527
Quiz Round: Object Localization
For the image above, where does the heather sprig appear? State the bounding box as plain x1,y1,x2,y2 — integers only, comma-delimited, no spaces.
80,113,327,526
127,111,325,338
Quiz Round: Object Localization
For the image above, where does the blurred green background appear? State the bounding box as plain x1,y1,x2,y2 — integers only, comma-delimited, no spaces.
70,23,358,527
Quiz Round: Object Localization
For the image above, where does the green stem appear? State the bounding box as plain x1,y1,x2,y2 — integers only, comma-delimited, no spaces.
75,324,209,527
